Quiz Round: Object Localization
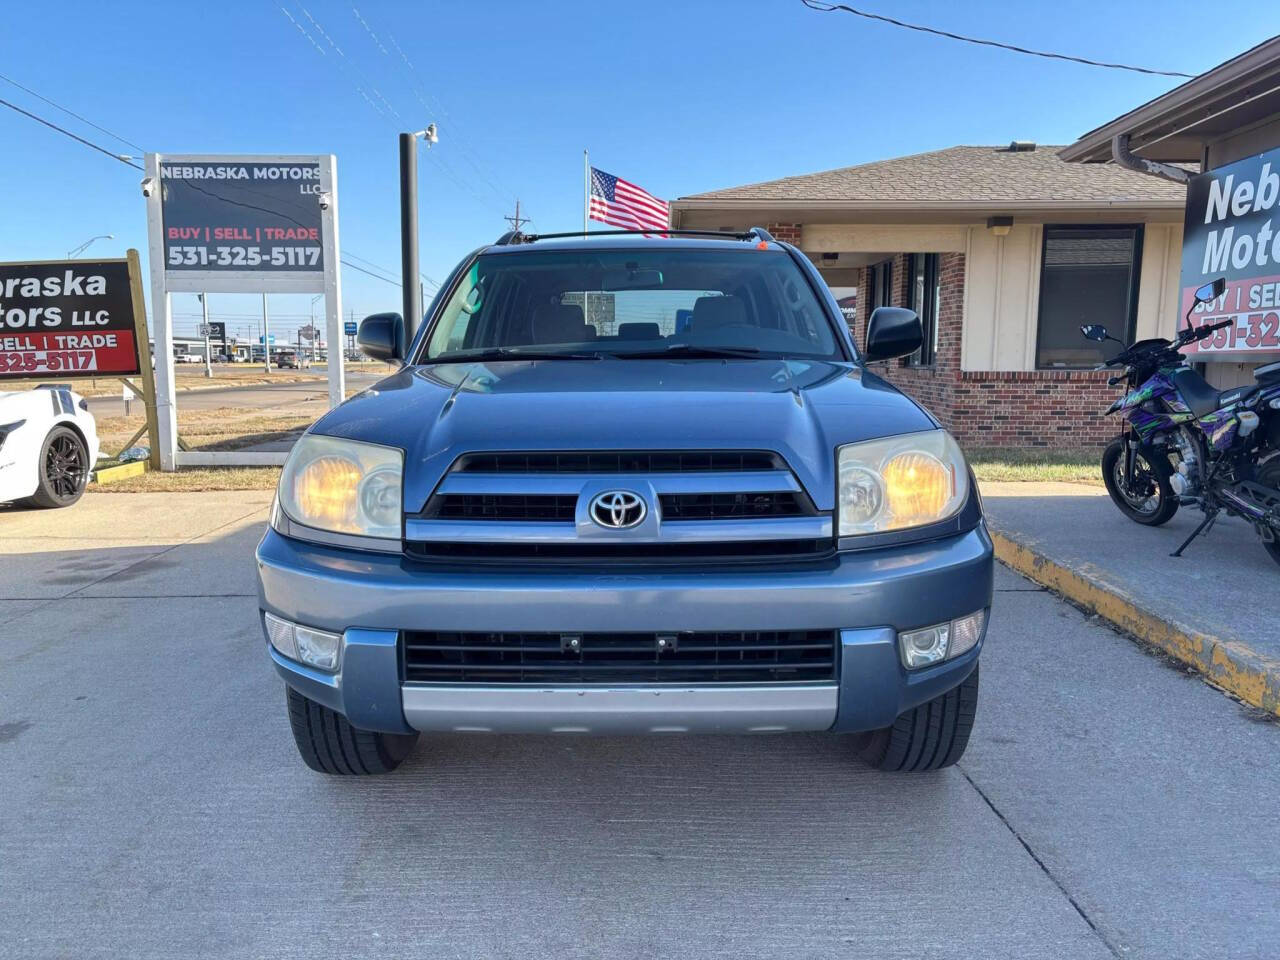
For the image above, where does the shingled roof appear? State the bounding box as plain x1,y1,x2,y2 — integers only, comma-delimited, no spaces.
678,145,1188,205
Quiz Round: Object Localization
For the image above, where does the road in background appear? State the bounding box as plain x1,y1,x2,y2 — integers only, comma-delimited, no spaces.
0,494,1277,959
83,371,385,420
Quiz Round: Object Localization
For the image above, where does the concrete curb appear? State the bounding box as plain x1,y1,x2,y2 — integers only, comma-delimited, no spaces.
991,529,1280,717
92,461,148,485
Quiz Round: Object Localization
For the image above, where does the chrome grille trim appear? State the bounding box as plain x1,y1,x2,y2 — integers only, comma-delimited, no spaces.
405,515,831,543
431,470,800,498
407,450,829,551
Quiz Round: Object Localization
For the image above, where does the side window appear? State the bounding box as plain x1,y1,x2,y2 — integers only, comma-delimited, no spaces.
906,253,940,366
426,264,483,356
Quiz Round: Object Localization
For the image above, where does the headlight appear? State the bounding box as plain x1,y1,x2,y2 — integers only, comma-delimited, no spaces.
277,434,403,539
838,430,968,536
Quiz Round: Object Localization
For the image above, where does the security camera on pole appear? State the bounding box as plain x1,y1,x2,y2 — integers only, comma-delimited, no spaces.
399,123,438,343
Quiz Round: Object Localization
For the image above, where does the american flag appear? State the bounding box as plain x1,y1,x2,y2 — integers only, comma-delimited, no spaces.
589,167,669,232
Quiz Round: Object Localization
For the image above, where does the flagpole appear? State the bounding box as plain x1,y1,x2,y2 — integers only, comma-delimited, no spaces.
583,149,589,234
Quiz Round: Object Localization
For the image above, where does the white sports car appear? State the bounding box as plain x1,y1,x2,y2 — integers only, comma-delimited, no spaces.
0,385,100,508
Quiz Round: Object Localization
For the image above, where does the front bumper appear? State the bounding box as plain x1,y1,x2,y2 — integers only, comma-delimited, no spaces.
256,524,993,735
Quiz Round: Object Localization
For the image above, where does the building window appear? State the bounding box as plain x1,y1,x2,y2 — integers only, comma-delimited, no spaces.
1035,225,1143,369
906,253,940,366
867,259,893,318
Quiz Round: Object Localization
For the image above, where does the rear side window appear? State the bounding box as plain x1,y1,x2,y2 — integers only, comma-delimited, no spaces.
420,248,842,361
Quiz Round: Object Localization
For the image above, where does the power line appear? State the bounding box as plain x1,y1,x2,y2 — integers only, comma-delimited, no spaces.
0,72,145,152
798,1,1196,79
3,73,426,297
0,97,142,169
341,259,401,286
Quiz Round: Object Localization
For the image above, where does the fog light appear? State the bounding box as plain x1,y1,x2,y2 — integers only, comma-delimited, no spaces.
264,611,297,660
263,612,343,672
899,623,949,668
295,625,343,671
898,609,987,669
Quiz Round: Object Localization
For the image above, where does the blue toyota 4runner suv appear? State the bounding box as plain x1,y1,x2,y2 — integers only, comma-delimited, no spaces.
256,228,992,775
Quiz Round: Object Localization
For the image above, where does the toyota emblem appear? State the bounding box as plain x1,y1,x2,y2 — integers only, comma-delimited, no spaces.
588,490,647,529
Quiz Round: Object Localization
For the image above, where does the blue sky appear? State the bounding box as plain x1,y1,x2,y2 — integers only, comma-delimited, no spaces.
1,0,1274,342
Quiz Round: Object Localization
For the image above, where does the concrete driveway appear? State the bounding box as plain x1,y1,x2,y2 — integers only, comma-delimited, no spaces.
1,492,1277,959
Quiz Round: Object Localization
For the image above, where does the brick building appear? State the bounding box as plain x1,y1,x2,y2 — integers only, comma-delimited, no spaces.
669,144,1188,448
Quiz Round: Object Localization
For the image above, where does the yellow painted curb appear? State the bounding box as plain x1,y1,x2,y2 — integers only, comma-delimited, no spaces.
92,461,148,485
991,529,1280,717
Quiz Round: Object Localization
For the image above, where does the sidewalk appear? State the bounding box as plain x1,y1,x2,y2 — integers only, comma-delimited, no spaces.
981,480,1280,716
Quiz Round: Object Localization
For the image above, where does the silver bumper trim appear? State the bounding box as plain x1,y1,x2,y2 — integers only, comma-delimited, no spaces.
400,684,838,734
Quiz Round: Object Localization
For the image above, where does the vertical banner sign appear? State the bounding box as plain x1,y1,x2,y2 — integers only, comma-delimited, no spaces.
145,153,342,470
0,258,142,378
1181,147,1280,356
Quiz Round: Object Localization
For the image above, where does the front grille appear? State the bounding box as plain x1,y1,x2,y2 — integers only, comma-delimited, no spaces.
455,450,783,474
429,494,576,521
403,630,838,684
660,491,813,520
403,539,834,564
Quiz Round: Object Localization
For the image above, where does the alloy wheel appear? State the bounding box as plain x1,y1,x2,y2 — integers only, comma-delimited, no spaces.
45,434,86,501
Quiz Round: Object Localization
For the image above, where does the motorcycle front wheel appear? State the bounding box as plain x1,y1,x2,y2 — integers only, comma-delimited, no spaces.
1102,439,1178,526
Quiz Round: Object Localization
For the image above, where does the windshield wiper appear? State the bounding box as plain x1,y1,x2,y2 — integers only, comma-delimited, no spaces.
431,347,605,363
613,343,762,359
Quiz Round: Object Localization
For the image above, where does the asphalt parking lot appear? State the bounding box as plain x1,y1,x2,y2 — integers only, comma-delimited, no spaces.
2,493,1279,959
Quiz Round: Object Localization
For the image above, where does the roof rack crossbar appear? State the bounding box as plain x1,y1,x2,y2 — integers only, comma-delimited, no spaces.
491,228,780,245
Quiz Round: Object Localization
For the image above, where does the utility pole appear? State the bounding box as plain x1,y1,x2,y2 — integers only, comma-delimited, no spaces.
504,199,530,235
262,293,271,373
199,293,212,378
399,123,438,344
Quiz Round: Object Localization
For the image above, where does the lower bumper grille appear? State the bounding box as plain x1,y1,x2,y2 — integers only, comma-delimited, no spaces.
403,630,838,684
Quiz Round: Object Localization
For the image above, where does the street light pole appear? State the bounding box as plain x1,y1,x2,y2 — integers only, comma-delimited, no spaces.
310,293,323,364
262,294,271,373
199,293,212,378
67,233,114,259
399,123,437,344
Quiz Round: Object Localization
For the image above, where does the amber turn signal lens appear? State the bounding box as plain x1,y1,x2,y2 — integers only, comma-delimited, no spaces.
882,452,952,526
293,455,362,532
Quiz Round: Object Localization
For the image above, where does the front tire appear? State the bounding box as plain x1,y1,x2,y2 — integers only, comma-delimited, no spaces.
857,664,979,772
286,687,418,775
1102,439,1178,526
19,425,89,509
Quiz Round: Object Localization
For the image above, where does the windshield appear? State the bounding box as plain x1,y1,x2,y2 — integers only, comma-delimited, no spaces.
419,248,844,361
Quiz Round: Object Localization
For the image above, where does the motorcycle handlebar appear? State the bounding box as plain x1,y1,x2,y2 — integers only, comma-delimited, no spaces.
1181,317,1235,344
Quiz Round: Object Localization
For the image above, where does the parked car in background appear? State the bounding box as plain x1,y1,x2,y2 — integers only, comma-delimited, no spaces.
175,352,202,364
0,385,100,508
257,228,993,776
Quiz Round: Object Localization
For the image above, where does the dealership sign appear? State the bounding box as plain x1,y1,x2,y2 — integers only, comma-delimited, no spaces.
144,153,344,469
0,257,143,378
1181,147,1280,356
154,157,330,292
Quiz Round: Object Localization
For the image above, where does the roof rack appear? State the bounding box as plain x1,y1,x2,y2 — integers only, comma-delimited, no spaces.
492,227,777,246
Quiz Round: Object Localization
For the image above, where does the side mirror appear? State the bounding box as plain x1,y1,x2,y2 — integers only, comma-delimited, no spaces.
357,312,406,364
1080,324,1108,342
1194,277,1226,305
864,306,922,362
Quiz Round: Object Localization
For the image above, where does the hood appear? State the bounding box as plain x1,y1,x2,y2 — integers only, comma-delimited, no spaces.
313,358,935,512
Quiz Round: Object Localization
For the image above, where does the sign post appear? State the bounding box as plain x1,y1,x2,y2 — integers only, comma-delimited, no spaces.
143,152,343,468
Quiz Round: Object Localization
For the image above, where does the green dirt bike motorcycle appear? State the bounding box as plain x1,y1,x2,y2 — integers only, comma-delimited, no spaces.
1081,278,1280,567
